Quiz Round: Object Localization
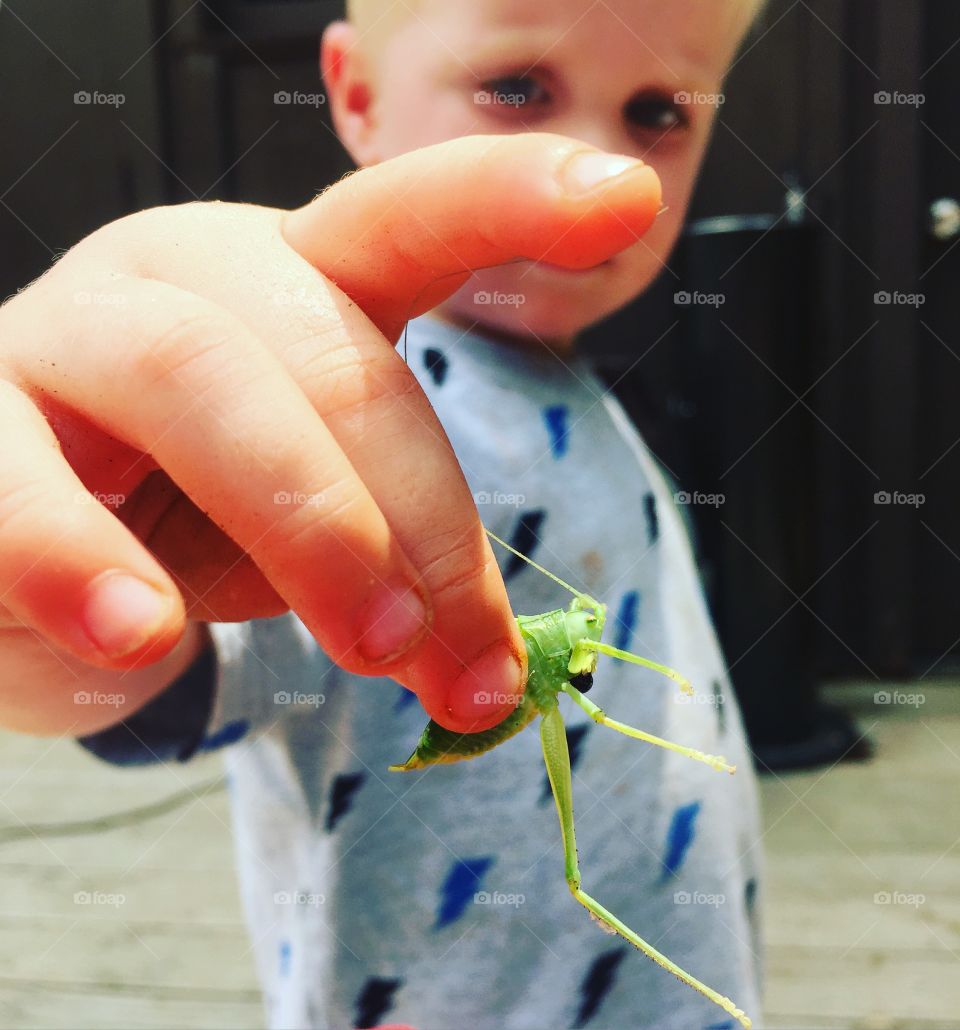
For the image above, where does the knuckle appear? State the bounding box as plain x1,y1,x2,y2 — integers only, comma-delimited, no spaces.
57,204,190,270
0,475,57,540
273,482,362,549
133,307,253,393
384,224,441,285
419,529,490,604
301,344,421,420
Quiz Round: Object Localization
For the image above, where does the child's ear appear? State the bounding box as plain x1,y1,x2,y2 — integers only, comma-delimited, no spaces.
320,21,381,168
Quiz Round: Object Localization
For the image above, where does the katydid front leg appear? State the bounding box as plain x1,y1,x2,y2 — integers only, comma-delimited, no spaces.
578,639,694,696
538,706,751,1029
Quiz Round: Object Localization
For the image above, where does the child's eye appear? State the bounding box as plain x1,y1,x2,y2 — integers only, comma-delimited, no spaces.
625,93,688,132
477,75,549,110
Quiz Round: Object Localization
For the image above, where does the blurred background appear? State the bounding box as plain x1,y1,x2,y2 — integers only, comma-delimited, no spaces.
0,1,957,1027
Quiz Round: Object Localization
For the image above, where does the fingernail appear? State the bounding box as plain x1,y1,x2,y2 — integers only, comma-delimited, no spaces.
446,642,524,726
562,150,646,194
81,571,174,658
358,582,429,663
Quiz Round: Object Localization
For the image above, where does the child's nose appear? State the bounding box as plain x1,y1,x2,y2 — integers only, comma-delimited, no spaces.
546,120,634,164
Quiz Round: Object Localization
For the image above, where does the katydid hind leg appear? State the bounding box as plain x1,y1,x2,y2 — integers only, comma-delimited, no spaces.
567,883,752,1029
539,707,580,887
540,707,751,1028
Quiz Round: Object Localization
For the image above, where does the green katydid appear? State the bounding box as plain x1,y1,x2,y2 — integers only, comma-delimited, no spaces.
390,528,752,1030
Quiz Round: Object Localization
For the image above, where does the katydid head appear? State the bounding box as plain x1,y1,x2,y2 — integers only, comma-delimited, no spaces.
483,528,608,686
563,602,605,684
562,601,605,644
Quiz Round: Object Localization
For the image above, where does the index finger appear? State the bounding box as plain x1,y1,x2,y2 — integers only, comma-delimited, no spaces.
279,134,661,729
283,132,662,342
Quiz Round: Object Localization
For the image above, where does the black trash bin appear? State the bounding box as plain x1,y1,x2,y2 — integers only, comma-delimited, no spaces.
590,212,869,771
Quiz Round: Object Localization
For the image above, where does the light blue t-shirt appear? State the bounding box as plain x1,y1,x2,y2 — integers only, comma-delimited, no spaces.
85,313,764,1030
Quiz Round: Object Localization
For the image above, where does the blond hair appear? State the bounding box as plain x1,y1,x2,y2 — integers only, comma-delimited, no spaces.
346,0,769,58
345,0,422,58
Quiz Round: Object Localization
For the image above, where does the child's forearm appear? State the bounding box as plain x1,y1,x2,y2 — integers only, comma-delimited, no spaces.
0,621,208,737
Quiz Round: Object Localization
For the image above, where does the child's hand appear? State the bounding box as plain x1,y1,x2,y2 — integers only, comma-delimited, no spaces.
0,133,660,732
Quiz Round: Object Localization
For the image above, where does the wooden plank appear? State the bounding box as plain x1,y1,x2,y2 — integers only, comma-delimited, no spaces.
0,981,261,1030
0,919,257,994
0,731,258,1006
0,862,253,934
765,946,960,1023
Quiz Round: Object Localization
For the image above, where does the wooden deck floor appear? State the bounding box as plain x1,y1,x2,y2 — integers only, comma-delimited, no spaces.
0,681,955,1029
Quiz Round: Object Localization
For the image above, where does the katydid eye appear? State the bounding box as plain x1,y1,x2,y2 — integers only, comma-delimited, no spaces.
477,75,548,109
625,93,686,131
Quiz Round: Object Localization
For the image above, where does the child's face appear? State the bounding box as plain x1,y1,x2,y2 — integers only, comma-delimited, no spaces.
331,0,753,344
